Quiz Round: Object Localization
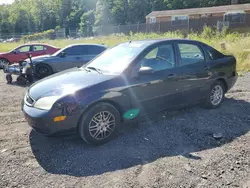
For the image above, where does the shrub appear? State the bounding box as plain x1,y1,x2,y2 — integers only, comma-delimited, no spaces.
201,25,215,39
21,29,56,42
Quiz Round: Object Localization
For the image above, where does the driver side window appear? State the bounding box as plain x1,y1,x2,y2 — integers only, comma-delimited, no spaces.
16,46,31,53
139,44,175,72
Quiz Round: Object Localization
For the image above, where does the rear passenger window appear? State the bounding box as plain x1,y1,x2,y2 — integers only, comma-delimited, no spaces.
178,43,205,66
203,45,225,60
33,45,44,51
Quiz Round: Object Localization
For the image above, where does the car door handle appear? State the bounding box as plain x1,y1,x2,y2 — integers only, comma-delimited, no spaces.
76,57,81,60
167,74,177,79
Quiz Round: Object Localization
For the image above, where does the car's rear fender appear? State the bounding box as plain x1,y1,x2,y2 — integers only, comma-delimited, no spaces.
209,55,237,92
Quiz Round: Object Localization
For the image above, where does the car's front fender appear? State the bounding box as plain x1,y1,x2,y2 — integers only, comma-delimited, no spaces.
78,91,131,119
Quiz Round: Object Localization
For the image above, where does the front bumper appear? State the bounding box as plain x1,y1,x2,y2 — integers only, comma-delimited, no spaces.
22,102,80,135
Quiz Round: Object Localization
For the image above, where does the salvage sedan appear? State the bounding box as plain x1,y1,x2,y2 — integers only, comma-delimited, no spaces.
24,44,107,78
0,43,60,68
22,39,238,145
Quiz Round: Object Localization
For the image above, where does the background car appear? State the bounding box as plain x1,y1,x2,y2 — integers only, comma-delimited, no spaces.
0,43,60,68
25,44,107,78
22,39,237,145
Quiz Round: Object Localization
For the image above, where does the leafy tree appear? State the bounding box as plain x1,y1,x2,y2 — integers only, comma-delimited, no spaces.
1,0,250,35
94,0,112,34
79,10,95,36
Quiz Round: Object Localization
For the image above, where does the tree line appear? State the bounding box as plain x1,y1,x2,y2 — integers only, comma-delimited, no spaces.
0,0,249,36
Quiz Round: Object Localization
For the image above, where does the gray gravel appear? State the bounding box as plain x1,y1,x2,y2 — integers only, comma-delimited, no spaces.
0,71,250,188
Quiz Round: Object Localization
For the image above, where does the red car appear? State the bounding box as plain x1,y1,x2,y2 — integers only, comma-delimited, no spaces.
0,43,60,68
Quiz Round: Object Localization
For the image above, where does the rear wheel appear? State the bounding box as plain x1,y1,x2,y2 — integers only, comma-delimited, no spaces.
203,81,225,109
78,102,121,145
16,75,27,85
36,64,53,79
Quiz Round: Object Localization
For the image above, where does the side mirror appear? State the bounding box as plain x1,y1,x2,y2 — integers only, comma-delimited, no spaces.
138,66,154,75
13,50,17,54
60,51,66,57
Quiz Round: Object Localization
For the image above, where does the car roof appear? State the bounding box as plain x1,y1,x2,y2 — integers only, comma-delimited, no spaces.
66,43,107,48
15,43,58,48
123,38,202,45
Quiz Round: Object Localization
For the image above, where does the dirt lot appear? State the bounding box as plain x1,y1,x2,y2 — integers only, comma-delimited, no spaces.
0,71,249,188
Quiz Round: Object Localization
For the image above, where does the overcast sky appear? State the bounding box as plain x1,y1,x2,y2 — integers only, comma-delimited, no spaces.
0,0,14,4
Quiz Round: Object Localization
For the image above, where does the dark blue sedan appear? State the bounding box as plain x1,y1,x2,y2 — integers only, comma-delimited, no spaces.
22,39,238,145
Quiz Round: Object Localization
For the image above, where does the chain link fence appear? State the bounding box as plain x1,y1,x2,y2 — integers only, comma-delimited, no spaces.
1,14,250,42
96,15,250,36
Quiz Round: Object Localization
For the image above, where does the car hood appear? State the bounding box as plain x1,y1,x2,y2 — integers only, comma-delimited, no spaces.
28,55,56,63
28,67,116,100
0,52,8,55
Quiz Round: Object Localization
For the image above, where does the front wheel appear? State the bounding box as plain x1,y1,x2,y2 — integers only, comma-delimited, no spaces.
78,102,121,145
36,64,53,79
0,58,9,69
203,81,225,109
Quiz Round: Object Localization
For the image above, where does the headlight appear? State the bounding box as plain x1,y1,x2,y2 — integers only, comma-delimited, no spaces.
33,96,61,110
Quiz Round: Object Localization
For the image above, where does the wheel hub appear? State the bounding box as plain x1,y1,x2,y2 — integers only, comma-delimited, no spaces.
210,85,223,106
89,111,115,140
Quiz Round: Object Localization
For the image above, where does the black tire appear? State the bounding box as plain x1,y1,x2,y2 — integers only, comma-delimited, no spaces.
16,75,27,85
36,64,53,79
78,102,121,145
203,80,225,109
26,75,34,83
6,74,12,84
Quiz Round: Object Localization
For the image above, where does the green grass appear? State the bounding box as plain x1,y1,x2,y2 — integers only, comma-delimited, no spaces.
1,30,250,72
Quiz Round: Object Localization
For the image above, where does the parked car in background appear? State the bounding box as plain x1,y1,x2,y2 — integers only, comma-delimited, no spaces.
24,44,107,78
22,39,237,145
0,43,60,68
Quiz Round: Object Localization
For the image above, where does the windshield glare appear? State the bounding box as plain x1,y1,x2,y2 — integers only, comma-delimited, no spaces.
85,42,146,74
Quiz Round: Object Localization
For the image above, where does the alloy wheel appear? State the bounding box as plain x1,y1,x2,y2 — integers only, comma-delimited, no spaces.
0,59,7,68
210,85,223,106
89,111,115,140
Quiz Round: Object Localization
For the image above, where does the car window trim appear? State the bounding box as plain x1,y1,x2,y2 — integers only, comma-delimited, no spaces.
200,43,225,61
128,41,177,77
17,45,31,53
175,41,206,67
32,45,45,52
64,46,81,56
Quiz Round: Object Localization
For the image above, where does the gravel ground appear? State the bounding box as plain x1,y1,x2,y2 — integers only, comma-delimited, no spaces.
0,71,250,188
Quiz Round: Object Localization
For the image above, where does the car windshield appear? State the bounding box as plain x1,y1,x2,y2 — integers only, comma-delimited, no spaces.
84,42,148,75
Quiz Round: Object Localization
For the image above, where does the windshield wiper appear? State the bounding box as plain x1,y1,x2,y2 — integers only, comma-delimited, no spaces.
86,67,102,74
